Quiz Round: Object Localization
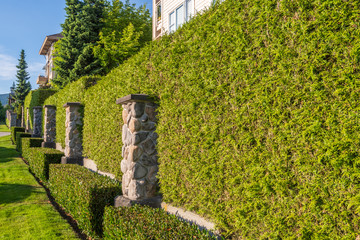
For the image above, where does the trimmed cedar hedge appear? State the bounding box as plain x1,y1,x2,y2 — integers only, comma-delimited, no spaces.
21,137,43,160
26,148,63,182
48,164,121,238
15,132,32,151
44,76,98,148
103,205,215,240
40,0,360,238
24,89,57,131
11,127,25,144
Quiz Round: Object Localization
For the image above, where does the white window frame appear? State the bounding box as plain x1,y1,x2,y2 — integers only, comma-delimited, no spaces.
185,0,194,21
169,10,176,33
169,0,195,33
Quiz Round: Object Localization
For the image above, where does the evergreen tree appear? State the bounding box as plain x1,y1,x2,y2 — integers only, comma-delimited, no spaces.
0,102,5,123
10,82,15,94
13,49,31,108
93,0,152,74
53,0,106,88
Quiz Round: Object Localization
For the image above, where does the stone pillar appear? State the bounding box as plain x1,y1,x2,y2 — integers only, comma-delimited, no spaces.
61,102,83,165
114,94,160,208
21,106,25,128
25,108,30,132
32,106,42,137
41,105,56,148
9,111,17,128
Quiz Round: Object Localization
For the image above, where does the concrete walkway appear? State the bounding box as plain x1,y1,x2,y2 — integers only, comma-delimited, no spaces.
0,132,10,137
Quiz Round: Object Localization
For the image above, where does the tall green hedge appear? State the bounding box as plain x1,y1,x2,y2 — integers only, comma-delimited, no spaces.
44,76,98,148
46,0,360,238
24,89,57,130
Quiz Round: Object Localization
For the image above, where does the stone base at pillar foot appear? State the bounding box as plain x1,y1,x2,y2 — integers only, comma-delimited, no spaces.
41,142,56,149
61,156,84,165
114,195,162,208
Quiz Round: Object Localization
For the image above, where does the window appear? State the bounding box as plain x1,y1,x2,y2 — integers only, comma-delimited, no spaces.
169,4,184,33
169,11,176,32
156,3,161,23
176,5,185,28
212,0,225,5
169,1,194,33
186,0,194,21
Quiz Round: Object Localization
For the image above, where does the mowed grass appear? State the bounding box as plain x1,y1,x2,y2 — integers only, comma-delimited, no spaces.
0,133,78,240
0,124,10,132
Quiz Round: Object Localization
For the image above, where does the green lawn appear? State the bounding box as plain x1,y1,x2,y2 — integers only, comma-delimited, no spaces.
0,124,10,132
0,133,78,239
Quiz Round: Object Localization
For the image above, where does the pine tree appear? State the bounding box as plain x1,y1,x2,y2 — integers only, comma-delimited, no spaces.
10,82,15,94
13,49,31,108
53,0,105,88
0,101,5,123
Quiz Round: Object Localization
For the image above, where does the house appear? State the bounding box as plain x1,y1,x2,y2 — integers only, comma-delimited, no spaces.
153,0,216,40
8,83,15,107
37,33,63,87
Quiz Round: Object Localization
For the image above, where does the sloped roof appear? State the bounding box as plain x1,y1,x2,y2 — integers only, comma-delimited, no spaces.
39,33,63,55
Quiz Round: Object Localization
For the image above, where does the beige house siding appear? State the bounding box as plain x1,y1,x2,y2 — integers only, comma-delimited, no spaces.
37,33,62,86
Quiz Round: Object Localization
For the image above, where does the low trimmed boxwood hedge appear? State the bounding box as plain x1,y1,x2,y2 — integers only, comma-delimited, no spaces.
26,148,63,182
15,132,32,151
21,137,43,160
103,205,216,240
49,164,121,238
11,127,25,144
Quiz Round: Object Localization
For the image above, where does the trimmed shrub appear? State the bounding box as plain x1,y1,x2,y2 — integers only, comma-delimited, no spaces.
11,127,25,144
49,164,121,238
44,76,99,148
103,205,216,240
24,89,57,131
26,148,63,182
21,137,43,160
15,132,32,151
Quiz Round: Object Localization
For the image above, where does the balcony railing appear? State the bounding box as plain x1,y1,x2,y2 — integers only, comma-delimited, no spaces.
36,75,49,85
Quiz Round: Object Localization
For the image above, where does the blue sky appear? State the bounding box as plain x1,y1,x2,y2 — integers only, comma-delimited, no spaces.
0,0,152,94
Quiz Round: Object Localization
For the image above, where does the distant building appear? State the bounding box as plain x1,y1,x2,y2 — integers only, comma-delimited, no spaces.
153,0,221,40
37,33,63,87
8,83,15,107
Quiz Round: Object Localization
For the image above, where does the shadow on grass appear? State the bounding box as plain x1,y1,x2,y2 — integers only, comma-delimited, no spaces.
0,145,20,161
0,183,42,204
0,158,16,163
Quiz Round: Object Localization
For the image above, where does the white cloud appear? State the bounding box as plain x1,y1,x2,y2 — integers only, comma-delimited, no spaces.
0,53,16,81
28,62,44,76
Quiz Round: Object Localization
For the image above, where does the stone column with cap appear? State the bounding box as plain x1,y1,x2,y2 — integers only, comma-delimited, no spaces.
25,107,31,133
114,94,160,208
21,106,25,128
9,111,17,128
32,106,42,137
41,105,56,148
61,102,83,165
